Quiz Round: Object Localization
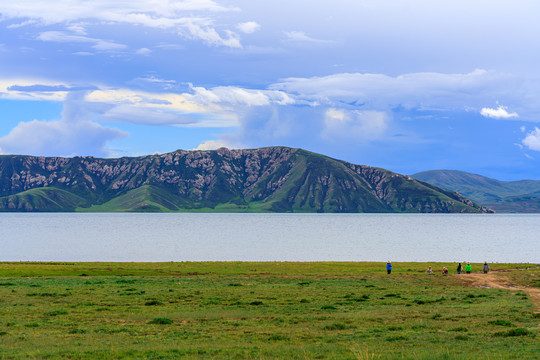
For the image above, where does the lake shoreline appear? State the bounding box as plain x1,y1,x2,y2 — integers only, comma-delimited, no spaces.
1,261,538,277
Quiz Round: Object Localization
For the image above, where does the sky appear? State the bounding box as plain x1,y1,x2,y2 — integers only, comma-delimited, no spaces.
1,0,540,180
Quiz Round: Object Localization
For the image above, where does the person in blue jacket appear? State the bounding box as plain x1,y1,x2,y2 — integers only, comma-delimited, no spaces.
386,261,392,274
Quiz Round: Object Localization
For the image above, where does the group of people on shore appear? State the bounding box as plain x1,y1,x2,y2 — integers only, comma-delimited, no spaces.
427,262,490,274
385,261,490,275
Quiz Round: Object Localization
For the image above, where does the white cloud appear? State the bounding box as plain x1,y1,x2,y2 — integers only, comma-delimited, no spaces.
1,1,243,48
6,20,39,29
273,69,493,99
66,24,87,35
101,104,196,126
186,85,295,106
1,79,223,126
323,108,389,141
1,68,535,139
179,20,241,48
155,43,184,50
5,67,537,158
0,119,127,157
480,105,519,119
522,127,540,151
135,48,152,55
85,88,221,119
37,31,127,51
0,90,128,157
0,1,236,24
236,21,260,34
270,69,533,116
194,139,237,150
128,75,177,90
283,31,332,43
0,79,70,101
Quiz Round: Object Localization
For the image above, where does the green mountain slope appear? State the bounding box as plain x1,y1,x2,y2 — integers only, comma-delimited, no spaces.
81,185,185,212
487,193,540,213
412,170,540,212
0,187,86,211
0,148,491,213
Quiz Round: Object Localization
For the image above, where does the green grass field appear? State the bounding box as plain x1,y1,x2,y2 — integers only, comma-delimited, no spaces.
0,262,538,359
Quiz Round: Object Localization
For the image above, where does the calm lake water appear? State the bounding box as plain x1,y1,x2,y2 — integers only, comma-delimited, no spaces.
0,213,538,263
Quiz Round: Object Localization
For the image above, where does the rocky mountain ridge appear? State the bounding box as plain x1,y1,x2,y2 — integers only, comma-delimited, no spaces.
0,147,492,213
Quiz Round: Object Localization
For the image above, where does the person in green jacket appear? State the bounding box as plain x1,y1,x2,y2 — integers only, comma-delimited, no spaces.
465,262,472,274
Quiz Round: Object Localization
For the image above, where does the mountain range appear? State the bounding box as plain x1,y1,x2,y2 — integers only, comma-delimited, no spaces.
412,170,540,212
0,147,490,213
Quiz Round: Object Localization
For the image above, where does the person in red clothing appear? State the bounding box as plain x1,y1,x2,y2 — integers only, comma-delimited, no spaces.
442,267,448,274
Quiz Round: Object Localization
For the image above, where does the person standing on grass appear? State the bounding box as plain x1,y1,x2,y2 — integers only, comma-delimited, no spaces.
426,266,433,274
483,262,489,274
457,263,462,274
387,261,392,274
465,262,472,274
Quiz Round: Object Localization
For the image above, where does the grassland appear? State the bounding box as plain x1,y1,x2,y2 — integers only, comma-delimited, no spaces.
0,262,538,359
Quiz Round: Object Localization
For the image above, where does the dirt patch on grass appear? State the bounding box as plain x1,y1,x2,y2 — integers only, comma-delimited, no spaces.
458,271,540,312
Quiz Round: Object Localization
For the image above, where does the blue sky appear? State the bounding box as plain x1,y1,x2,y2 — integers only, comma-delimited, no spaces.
1,0,540,180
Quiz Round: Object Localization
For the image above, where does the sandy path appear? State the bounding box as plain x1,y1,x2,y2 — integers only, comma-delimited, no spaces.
458,271,540,312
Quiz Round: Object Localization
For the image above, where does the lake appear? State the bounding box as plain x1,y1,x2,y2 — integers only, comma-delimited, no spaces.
0,213,538,263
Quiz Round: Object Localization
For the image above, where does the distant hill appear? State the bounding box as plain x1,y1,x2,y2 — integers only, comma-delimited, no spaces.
412,170,540,212
0,147,491,213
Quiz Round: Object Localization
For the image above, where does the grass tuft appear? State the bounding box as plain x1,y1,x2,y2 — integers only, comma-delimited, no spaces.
386,335,408,341
488,319,515,327
45,310,68,316
351,347,380,360
494,328,533,337
144,300,163,306
148,317,173,325
268,334,289,341
323,323,348,330
449,326,468,332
